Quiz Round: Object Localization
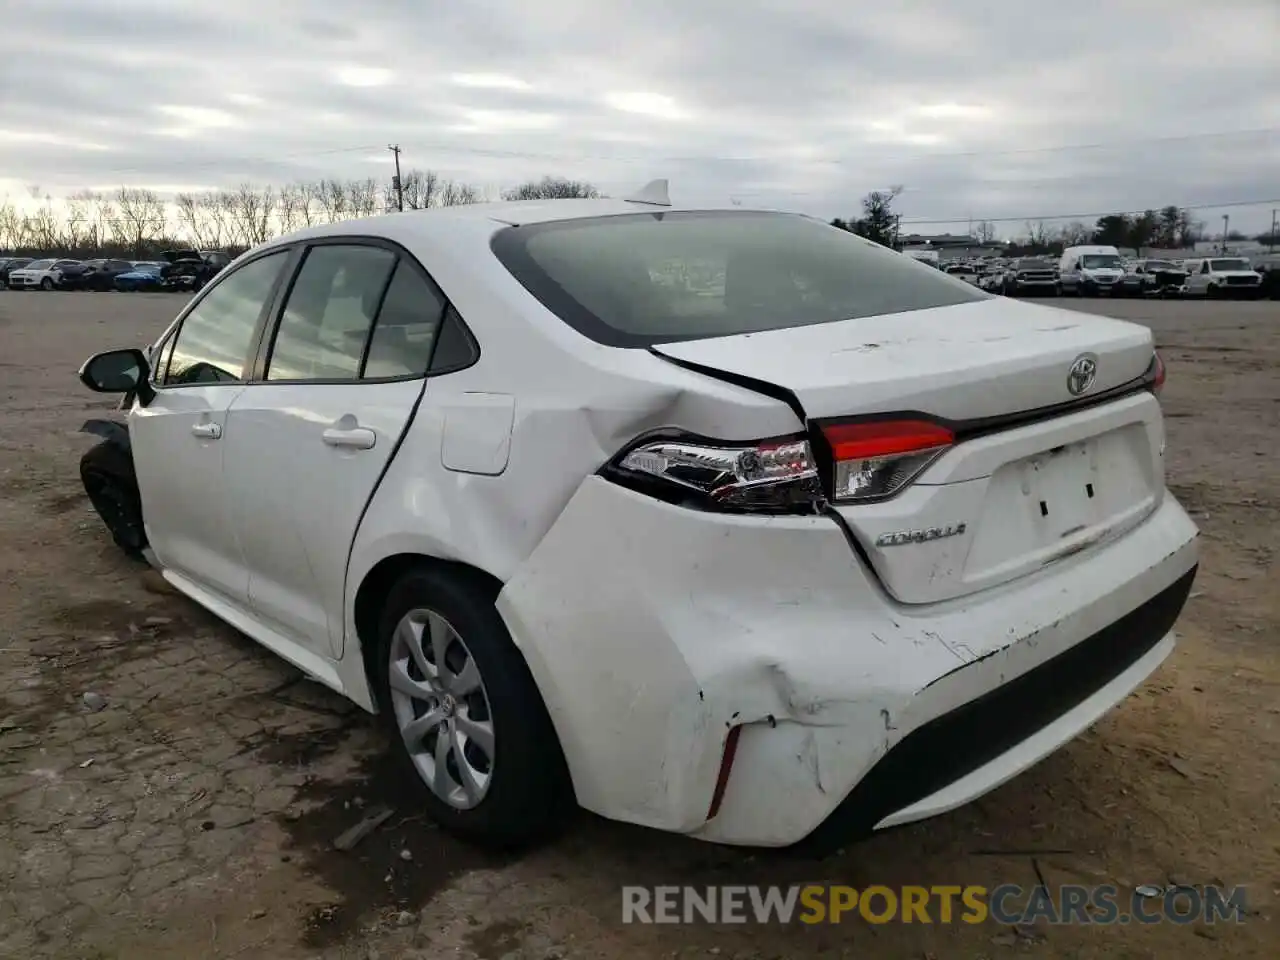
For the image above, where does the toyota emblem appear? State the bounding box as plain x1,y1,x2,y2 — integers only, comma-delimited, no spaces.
1067,354,1098,396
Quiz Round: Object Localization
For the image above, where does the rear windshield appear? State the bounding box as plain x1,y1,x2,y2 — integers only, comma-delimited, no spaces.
491,211,989,347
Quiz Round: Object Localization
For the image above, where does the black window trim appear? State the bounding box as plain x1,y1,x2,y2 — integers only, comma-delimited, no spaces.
152,245,298,391
244,234,479,387
489,209,992,349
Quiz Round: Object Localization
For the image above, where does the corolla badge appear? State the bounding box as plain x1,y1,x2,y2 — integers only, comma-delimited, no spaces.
1067,353,1098,396
875,523,967,547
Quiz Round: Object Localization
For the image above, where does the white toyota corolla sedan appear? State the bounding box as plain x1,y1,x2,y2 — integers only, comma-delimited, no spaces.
78,181,1199,851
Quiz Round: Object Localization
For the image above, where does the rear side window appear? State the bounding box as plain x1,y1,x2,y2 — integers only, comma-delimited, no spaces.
362,261,447,379
266,245,397,382
491,211,989,347
263,243,468,382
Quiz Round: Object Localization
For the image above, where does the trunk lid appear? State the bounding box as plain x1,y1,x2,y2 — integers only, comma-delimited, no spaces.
652,298,1164,604
650,298,1153,421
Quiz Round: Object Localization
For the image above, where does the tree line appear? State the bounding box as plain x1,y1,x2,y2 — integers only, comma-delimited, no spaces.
830,189,1275,256
4,173,1273,261
0,174,600,259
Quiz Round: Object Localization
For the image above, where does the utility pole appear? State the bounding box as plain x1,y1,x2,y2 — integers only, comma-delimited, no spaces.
388,144,403,212
1221,213,1229,253
1270,209,1276,253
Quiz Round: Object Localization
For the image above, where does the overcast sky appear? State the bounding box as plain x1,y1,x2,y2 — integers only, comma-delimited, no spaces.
3,0,1278,234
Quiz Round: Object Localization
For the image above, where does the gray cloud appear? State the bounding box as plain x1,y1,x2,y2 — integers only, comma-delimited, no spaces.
3,0,1278,233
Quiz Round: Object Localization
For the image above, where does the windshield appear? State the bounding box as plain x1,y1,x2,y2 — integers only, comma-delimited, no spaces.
492,211,989,347
1144,260,1177,269
1210,259,1251,272
1016,260,1053,269
27,259,54,269
1080,254,1122,269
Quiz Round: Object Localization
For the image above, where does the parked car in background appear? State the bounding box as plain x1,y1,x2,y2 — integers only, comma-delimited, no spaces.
1127,260,1188,297
0,257,34,288
1253,255,1280,300
73,187,1197,851
114,263,165,292
1002,258,1060,296
58,259,139,291
1183,258,1263,299
7,258,81,290
1059,246,1125,296
159,249,232,292
944,262,980,285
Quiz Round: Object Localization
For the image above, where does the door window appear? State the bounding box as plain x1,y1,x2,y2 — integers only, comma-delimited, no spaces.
164,251,289,386
266,245,397,382
264,244,455,382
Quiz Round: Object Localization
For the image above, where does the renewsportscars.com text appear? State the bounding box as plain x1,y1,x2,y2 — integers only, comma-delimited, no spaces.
621,884,1248,926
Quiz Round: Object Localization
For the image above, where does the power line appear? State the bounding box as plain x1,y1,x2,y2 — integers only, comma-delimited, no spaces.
30,125,1280,179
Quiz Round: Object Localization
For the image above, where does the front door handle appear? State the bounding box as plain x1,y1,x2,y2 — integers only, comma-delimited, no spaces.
191,422,222,440
322,427,376,450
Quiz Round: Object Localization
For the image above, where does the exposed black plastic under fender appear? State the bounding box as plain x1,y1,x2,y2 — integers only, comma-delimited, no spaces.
80,418,131,450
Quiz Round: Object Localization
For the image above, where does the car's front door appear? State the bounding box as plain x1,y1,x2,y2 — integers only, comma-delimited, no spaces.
129,249,293,605
221,241,450,658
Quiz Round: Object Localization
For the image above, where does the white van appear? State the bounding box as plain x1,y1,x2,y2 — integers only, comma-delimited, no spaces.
1059,245,1125,296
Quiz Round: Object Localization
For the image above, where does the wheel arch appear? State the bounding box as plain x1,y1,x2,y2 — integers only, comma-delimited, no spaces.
352,552,506,714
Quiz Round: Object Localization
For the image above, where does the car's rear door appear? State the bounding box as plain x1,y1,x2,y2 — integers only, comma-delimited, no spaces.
129,248,293,605
221,239,450,659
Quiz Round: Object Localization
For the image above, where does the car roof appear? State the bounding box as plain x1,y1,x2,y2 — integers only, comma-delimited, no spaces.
264,197,795,250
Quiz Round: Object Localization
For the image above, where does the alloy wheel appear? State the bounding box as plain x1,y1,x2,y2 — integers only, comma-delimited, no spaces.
388,608,495,810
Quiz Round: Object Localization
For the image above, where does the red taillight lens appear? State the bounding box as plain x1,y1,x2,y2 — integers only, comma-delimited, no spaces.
1148,352,1166,395
820,419,954,503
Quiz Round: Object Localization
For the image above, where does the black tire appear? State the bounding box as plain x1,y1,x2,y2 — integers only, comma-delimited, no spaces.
40,277,54,291
80,441,148,558
374,565,573,849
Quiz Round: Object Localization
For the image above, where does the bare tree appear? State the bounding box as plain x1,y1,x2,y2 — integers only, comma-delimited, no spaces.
62,192,92,250
345,178,380,218
439,179,482,206
317,179,349,223
501,176,599,201
0,198,19,250
1025,220,1053,249
25,194,60,251
973,220,997,244
227,183,276,246
112,187,168,256
1058,221,1092,247
399,169,440,210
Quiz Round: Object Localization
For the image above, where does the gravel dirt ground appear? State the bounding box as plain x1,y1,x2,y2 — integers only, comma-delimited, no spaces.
0,290,1276,960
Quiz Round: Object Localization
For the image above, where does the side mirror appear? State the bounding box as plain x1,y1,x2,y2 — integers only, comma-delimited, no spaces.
79,348,155,404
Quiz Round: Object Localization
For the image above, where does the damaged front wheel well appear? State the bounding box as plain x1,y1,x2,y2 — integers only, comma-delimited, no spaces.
354,552,505,712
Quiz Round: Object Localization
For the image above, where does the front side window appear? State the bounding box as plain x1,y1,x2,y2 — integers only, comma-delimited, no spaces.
491,211,989,347
265,245,397,382
165,250,288,386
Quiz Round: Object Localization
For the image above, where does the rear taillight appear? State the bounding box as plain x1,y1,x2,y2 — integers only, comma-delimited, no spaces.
1146,352,1166,396
818,419,954,503
605,418,955,513
606,432,824,514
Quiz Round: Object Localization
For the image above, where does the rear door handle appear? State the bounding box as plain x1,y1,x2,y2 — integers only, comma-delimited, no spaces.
322,427,376,450
191,422,222,440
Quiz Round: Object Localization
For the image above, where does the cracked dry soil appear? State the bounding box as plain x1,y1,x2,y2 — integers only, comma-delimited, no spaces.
1,292,1277,959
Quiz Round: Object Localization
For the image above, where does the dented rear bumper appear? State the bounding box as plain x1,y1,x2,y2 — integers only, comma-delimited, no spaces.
497,476,1199,848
